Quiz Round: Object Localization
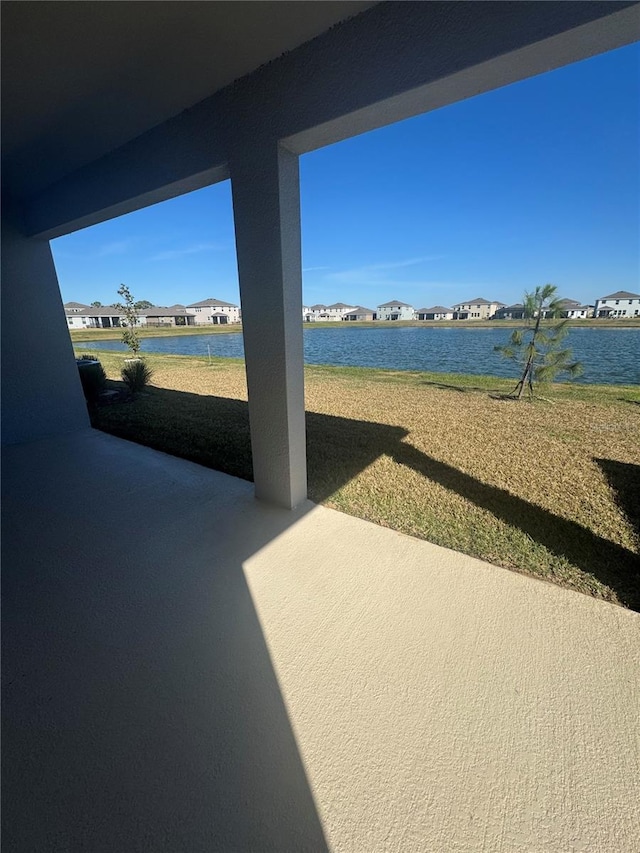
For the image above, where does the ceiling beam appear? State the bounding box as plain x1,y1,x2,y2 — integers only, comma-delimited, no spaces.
23,1,640,239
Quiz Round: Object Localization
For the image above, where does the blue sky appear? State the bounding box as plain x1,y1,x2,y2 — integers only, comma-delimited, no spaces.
52,43,639,310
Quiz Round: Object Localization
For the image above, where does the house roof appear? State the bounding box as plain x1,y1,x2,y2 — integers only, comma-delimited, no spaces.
75,305,125,316
455,297,493,305
557,298,581,306
599,291,640,300
345,306,375,314
378,300,412,308
187,298,238,308
497,303,525,311
308,304,327,310
326,302,354,309
64,301,90,311
416,306,453,314
144,306,191,317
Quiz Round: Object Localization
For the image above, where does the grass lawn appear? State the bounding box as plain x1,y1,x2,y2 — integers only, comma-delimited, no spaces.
70,325,240,342
79,347,640,610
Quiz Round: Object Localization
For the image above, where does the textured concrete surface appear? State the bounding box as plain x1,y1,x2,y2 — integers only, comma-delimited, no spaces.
3,430,639,851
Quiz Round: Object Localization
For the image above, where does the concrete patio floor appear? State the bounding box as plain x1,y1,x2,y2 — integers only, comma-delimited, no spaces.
3,429,639,852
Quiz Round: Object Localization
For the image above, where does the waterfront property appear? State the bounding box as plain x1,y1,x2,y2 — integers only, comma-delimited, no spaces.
64,298,238,328
453,297,505,320
143,305,197,326
342,305,377,321
186,298,241,324
595,290,640,318
304,302,355,321
494,302,526,320
4,3,639,851
376,299,415,321
415,305,455,320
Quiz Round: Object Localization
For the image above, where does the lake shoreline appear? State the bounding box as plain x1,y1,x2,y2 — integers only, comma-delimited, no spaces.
74,324,640,386
74,347,640,399
69,316,640,343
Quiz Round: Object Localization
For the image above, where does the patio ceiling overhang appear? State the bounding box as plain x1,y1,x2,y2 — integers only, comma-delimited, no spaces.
2,2,636,238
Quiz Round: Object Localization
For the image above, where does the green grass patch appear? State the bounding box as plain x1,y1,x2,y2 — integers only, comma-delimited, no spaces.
84,350,640,610
70,324,241,342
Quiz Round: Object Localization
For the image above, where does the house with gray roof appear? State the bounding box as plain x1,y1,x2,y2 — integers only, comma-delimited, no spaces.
65,304,140,330
452,297,502,320
186,298,241,325
415,306,454,321
144,306,196,326
595,290,640,318
343,306,376,321
493,303,526,320
376,300,414,321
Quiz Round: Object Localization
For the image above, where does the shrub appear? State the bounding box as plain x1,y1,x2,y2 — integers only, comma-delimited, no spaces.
121,359,153,394
76,358,107,403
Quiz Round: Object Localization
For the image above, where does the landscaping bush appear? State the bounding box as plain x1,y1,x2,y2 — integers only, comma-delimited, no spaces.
76,357,107,403
121,359,154,394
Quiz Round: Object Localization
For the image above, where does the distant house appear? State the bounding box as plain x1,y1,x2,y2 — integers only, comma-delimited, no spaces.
144,306,196,326
493,303,525,320
343,306,376,321
186,298,241,324
304,303,346,321
415,306,454,321
326,302,355,318
64,304,146,329
305,302,355,321
377,300,414,321
560,301,593,319
64,301,90,313
594,290,640,318
304,304,330,321
64,303,91,329
452,298,502,320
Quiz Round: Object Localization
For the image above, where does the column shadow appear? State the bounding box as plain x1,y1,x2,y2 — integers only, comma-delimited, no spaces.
595,458,640,542
2,430,329,851
90,386,640,610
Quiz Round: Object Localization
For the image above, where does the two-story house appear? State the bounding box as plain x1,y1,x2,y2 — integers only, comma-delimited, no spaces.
186,298,241,325
377,300,414,321
64,302,91,329
304,302,355,321
452,298,502,320
595,290,640,318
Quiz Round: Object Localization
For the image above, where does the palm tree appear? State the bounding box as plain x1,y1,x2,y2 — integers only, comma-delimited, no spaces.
495,284,583,399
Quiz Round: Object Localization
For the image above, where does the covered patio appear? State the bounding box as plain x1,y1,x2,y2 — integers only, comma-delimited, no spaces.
3,429,639,850
3,2,640,849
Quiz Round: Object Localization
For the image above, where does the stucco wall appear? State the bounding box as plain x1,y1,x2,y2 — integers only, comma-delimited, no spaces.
1,213,89,445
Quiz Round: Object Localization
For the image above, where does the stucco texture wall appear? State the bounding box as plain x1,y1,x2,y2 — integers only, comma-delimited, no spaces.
1,215,89,444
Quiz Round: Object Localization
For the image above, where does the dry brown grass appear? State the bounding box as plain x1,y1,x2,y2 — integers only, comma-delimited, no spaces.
85,350,640,609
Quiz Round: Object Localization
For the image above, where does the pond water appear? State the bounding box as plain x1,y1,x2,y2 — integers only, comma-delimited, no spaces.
78,325,640,385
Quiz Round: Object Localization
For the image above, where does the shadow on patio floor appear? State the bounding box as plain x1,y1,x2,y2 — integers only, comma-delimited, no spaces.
91,385,640,610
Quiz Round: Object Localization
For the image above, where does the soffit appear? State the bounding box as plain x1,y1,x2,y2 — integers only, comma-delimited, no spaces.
1,0,375,196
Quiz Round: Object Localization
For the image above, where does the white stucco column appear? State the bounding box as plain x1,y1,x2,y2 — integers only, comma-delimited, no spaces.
230,143,307,509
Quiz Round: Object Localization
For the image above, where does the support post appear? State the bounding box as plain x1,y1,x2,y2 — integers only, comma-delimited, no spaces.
230,143,307,508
